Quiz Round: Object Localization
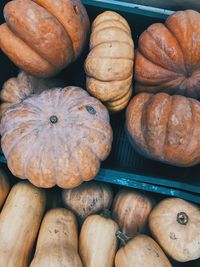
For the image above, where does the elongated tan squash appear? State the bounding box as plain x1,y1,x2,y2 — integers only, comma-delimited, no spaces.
79,210,119,267
0,169,10,209
30,208,83,267
115,234,172,267
0,181,46,267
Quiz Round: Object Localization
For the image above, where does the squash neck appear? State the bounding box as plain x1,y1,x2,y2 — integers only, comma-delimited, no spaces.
116,230,131,246
100,209,111,219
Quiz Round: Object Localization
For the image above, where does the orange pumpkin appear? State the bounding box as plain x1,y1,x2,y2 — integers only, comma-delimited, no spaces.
126,92,200,167
135,10,200,98
0,87,112,189
0,0,90,77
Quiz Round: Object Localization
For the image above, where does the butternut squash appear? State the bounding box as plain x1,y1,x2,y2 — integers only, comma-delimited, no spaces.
30,208,83,267
0,169,10,210
79,210,119,267
0,181,46,267
115,233,172,267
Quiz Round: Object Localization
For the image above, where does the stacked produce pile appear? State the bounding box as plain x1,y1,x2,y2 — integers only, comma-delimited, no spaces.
0,0,200,266
0,174,200,267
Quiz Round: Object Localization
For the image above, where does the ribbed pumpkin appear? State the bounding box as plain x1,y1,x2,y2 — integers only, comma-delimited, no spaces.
115,234,172,267
112,188,154,238
126,92,200,167
0,87,112,189
0,169,10,209
62,181,113,220
85,11,134,113
0,71,65,118
149,198,200,262
0,0,90,77
79,210,119,267
135,10,200,98
30,208,83,267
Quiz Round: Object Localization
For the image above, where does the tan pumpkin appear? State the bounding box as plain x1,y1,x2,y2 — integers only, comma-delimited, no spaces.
30,208,83,267
79,210,119,267
112,188,154,238
0,181,46,267
115,234,172,267
0,169,10,209
149,198,200,262
135,10,200,98
85,11,134,113
0,0,90,77
0,71,65,118
0,86,112,189
62,181,113,220
126,92,200,167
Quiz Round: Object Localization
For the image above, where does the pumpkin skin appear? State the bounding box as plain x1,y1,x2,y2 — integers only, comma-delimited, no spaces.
126,92,200,167
85,11,134,113
115,235,172,267
149,198,200,262
0,71,65,118
79,211,119,267
30,208,83,267
62,181,113,220
0,181,46,267
0,86,112,189
0,0,90,77
112,188,154,238
0,169,10,210
135,10,200,98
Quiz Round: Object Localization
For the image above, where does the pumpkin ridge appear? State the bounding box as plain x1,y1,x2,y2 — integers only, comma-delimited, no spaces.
4,22,64,70
0,24,57,77
93,17,130,32
162,94,173,159
3,123,44,160
92,26,132,42
135,52,182,85
141,28,185,75
165,22,189,76
32,0,75,57
141,94,155,152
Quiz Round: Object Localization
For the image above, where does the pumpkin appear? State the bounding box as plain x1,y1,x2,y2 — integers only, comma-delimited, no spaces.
0,86,112,189
115,234,172,267
135,10,200,98
85,11,134,113
126,92,200,167
0,169,10,209
62,181,113,220
0,181,46,267
0,71,65,118
112,188,154,238
30,208,83,267
79,210,119,267
149,198,200,262
0,0,90,77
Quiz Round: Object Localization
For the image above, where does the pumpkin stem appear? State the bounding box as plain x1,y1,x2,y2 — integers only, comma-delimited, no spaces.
100,209,111,218
177,212,189,225
116,230,131,246
50,115,58,124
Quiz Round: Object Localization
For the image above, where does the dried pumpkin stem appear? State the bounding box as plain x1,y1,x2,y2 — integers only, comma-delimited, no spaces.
177,212,189,225
100,209,111,218
116,230,131,246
